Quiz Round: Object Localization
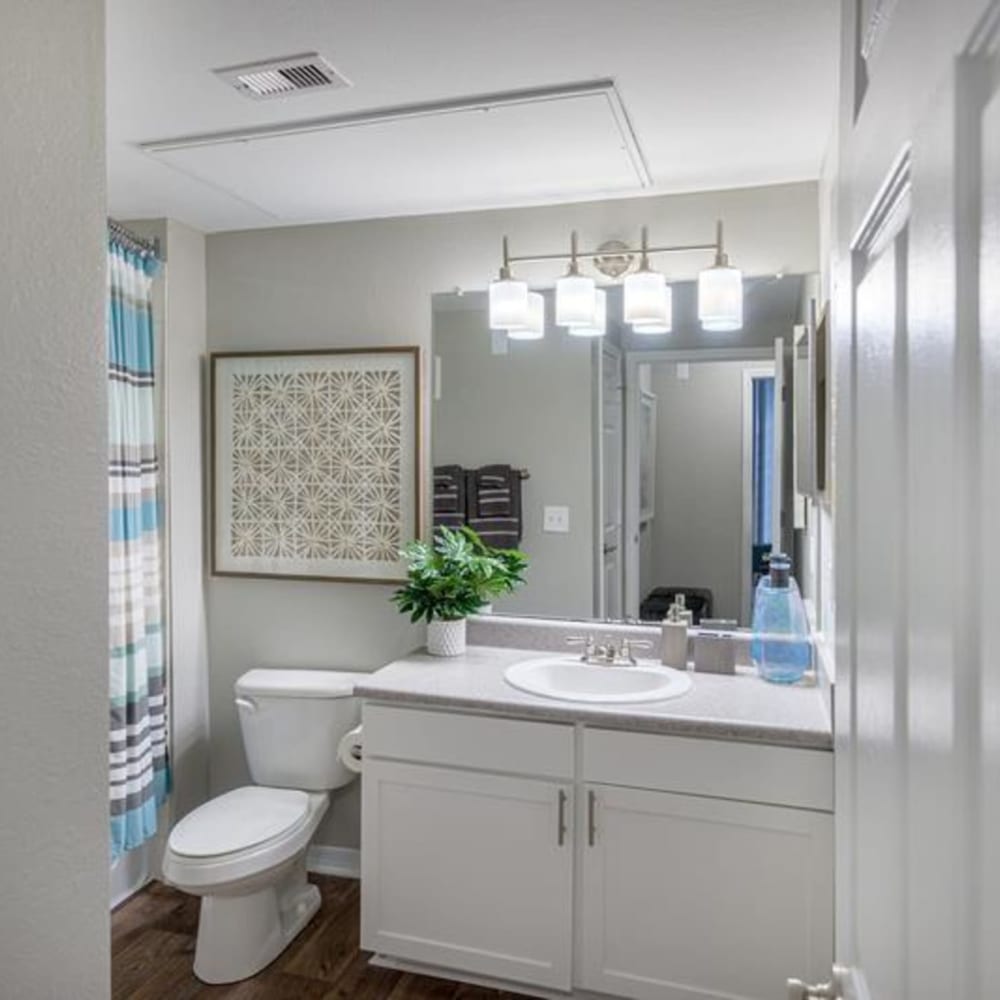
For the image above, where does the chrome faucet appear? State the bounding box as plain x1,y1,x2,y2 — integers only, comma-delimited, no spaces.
566,634,653,666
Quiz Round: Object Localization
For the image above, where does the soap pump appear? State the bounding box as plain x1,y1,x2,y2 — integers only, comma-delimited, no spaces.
660,595,690,669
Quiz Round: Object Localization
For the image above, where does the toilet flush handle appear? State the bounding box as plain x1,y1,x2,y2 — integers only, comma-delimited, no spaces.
235,696,258,713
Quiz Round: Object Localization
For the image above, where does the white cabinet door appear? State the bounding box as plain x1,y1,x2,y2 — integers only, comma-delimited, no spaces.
361,759,573,990
580,784,833,1000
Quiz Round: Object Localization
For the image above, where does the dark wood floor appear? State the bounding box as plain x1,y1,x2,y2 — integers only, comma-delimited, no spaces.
112,876,530,1000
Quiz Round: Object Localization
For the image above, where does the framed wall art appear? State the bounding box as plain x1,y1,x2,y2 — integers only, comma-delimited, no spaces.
211,347,421,583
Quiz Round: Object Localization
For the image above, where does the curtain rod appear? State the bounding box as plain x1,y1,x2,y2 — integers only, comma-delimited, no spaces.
108,219,161,260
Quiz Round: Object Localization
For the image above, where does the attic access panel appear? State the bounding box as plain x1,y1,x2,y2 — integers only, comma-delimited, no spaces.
144,82,650,223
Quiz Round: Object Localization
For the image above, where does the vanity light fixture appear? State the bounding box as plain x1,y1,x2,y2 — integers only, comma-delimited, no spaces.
697,221,744,332
568,288,607,338
488,236,529,330
506,291,546,340
491,220,743,341
623,226,670,329
555,232,597,328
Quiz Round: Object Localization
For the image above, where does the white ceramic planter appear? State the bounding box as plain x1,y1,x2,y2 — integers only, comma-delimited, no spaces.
427,618,467,657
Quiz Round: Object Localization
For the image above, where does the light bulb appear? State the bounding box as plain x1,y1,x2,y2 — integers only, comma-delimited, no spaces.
556,273,596,327
631,283,673,334
489,276,529,329
698,224,743,332
507,292,545,340
698,262,743,331
623,268,668,326
568,289,606,338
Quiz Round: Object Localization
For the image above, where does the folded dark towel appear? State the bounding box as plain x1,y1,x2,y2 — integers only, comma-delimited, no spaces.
467,465,522,549
433,465,467,530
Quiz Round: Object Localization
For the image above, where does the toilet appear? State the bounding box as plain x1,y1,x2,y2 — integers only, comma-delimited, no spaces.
162,668,366,984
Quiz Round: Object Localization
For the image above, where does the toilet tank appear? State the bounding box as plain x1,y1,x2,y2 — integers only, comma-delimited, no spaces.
234,669,367,791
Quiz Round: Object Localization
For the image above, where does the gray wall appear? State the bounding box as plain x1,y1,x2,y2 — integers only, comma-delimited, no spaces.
205,181,819,849
161,222,212,824
644,360,766,623
0,1,110,995
432,303,594,619
161,221,211,823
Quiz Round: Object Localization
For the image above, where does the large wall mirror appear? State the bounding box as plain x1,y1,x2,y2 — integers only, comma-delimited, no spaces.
431,273,819,626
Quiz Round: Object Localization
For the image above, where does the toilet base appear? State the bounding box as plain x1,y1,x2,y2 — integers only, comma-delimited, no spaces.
192,859,321,984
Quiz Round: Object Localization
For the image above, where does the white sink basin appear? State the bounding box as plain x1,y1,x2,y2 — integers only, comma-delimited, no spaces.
503,656,693,704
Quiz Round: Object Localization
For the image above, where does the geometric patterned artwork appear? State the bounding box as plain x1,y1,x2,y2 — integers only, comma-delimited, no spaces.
212,348,421,582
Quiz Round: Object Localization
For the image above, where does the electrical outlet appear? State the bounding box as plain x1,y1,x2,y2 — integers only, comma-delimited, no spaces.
543,505,570,533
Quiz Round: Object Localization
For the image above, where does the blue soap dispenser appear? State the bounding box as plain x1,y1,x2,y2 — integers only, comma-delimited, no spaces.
750,553,812,684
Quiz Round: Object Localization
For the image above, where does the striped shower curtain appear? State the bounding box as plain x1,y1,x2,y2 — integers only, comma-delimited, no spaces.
108,238,169,861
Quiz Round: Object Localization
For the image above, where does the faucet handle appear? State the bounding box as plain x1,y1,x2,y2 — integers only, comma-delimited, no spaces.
566,634,596,659
620,638,653,664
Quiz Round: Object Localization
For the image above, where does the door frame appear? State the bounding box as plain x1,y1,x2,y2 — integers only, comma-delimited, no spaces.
740,363,777,625
622,346,773,619
593,340,623,619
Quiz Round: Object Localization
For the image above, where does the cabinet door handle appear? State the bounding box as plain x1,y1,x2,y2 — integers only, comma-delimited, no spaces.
587,789,597,846
557,789,568,846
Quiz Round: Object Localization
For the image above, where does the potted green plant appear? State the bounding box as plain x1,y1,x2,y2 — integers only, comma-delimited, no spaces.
393,526,528,656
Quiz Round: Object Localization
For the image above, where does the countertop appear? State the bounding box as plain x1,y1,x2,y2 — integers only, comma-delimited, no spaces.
356,645,833,750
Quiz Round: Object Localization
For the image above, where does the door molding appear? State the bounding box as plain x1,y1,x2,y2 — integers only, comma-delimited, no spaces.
740,364,777,625
594,341,623,618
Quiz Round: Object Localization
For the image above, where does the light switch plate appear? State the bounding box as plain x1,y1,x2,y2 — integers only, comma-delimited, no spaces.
543,505,570,533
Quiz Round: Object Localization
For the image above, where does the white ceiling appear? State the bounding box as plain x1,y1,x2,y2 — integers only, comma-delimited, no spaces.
107,0,839,233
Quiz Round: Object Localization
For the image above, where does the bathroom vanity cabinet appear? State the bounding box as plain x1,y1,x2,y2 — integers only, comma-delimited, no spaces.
360,703,833,1000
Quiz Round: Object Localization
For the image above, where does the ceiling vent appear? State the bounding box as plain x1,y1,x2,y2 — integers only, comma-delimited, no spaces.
214,53,351,100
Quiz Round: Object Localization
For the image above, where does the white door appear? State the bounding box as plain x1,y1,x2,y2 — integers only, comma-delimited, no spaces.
580,784,833,1000
829,2,1000,998
597,342,624,618
361,760,573,990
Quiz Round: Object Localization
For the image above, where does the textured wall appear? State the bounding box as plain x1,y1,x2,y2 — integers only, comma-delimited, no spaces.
0,1,110,996
206,181,819,848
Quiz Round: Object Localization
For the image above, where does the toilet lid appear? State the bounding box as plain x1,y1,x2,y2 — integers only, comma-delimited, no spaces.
169,787,311,858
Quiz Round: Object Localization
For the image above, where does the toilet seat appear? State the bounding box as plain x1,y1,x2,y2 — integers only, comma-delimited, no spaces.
163,787,328,892
170,787,312,858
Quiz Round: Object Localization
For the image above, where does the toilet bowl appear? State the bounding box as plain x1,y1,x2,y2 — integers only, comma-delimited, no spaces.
162,669,366,984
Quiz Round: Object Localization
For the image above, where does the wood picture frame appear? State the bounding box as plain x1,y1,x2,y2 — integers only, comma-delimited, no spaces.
210,347,421,583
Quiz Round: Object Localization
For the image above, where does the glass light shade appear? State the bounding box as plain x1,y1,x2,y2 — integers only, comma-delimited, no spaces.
555,273,596,327
489,277,529,330
568,289,606,338
506,292,545,340
631,283,673,334
698,264,743,332
623,268,669,325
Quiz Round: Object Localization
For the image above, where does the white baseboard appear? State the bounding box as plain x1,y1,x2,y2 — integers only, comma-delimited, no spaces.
307,844,361,879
